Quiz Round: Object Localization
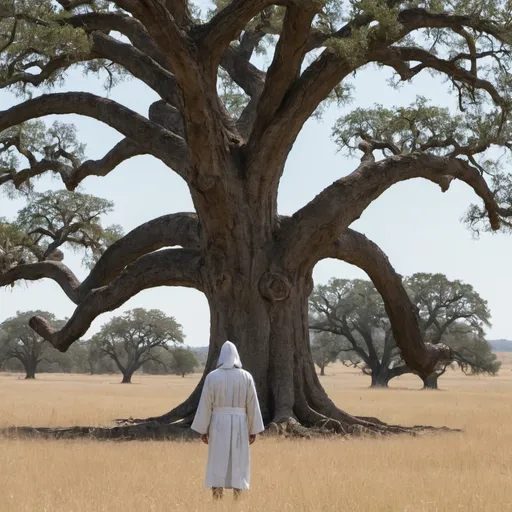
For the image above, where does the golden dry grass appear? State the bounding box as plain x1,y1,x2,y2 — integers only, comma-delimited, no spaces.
1,357,512,512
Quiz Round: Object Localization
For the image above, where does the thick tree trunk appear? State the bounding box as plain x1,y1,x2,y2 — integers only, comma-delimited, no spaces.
25,368,36,380
423,374,439,390
132,270,449,437
23,359,37,380
370,370,390,388
121,372,132,384
319,364,326,377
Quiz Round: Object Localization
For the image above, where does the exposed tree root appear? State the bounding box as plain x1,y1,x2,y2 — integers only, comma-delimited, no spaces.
0,421,198,441
0,416,461,442
264,417,460,439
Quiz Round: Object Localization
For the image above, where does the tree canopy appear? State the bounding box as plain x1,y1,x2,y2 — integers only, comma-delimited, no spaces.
90,308,184,383
1,0,512,435
0,310,63,379
310,331,344,376
169,346,200,377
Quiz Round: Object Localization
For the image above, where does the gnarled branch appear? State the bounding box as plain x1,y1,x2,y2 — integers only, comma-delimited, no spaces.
0,92,187,177
0,261,80,303
324,229,451,378
29,248,203,352
248,5,315,151
67,12,171,70
281,152,500,267
1,138,144,191
90,31,182,108
80,213,200,294
197,0,274,70
1,214,201,305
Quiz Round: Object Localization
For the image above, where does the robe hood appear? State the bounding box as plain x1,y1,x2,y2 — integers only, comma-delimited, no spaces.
217,341,242,369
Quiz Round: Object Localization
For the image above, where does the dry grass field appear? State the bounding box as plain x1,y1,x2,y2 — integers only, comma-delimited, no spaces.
1,359,512,512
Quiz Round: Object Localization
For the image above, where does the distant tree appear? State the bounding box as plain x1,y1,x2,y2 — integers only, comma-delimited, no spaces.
310,331,344,376
400,274,493,389
310,274,497,388
0,190,122,278
91,308,184,383
310,279,400,386
140,346,176,375
401,326,501,389
170,347,199,378
0,310,62,379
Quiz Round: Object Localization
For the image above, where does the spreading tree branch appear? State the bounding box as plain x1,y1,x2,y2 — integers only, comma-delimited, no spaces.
66,12,171,69
371,46,507,107
0,261,80,303
90,31,182,108
0,92,187,177
324,229,452,378
1,137,144,191
80,213,200,294
197,0,276,70
29,249,203,352
248,4,316,149
281,152,501,267
1,214,201,303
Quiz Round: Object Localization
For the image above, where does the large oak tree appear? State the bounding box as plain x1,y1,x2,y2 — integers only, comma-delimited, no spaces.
1,0,512,437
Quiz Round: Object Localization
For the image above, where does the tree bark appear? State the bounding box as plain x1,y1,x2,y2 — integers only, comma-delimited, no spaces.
121,372,133,384
25,367,36,380
422,374,440,390
370,370,390,388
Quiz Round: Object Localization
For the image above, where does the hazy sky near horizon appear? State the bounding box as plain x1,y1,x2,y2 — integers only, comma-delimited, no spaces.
1,6,512,346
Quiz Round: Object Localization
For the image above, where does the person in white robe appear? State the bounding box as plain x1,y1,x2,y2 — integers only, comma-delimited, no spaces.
191,341,265,500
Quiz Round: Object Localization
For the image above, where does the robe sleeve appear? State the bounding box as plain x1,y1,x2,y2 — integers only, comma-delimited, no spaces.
246,375,265,435
191,375,214,435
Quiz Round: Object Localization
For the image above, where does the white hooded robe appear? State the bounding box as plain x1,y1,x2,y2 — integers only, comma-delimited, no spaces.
191,341,265,490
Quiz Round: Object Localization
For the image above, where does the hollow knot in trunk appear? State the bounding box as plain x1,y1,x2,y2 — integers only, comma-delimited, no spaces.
258,272,292,301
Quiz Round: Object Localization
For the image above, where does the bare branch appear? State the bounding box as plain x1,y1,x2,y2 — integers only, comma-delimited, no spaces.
80,213,200,294
90,31,182,108
280,153,500,267
248,4,316,149
66,12,171,70
29,249,203,352
197,0,275,68
371,46,507,107
0,92,187,177
220,46,265,98
0,261,80,303
113,1,201,96
2,138,144,191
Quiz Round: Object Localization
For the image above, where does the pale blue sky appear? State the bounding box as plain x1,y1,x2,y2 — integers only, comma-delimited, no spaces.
1,10,511,346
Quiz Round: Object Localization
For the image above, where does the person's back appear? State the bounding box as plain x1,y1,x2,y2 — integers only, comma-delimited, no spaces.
191,341,264,500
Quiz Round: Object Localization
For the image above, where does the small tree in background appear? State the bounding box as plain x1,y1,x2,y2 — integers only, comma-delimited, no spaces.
0,310,63,379
310,279,400,386
310,331,344,376
91,308,184,384
404,326,501,389
401,274,494,389
170,347,199,378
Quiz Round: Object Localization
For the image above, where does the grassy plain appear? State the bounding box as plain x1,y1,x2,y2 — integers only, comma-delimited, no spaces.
1,359,511,512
